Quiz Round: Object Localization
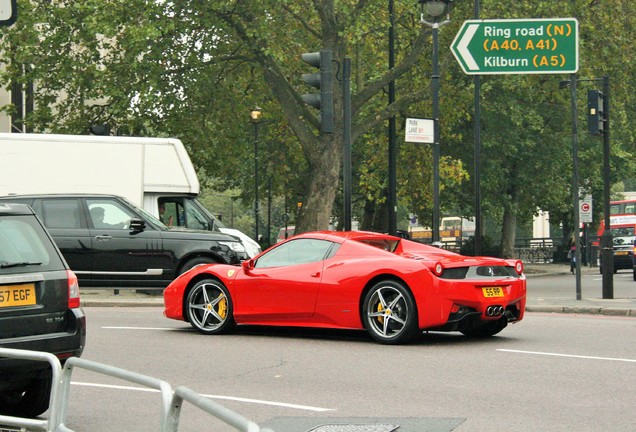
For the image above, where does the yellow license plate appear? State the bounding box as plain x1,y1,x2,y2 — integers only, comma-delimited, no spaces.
0,284,36,307
482,287,504,298
615,251,628,256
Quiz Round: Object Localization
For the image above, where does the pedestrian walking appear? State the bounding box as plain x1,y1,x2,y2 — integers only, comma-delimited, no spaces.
568,244,576,274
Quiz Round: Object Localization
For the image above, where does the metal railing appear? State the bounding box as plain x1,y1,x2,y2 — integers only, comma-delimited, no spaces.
0,348,273,432
55,357,175,432
515,245,556,264
0,348,62,432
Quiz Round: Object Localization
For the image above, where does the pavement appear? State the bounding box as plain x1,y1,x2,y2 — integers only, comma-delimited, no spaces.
78,263,636,317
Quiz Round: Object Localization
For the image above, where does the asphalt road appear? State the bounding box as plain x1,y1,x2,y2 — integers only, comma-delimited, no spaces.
51,305,636,432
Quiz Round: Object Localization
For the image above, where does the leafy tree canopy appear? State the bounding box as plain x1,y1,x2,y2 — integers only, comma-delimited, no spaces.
0,0,634,255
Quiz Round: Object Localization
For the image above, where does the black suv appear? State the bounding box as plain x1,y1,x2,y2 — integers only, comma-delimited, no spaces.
0,195,249,287
0,203,86,417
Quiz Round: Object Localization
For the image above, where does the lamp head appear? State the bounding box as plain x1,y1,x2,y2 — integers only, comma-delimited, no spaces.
250,106,263,122
419,0,452,19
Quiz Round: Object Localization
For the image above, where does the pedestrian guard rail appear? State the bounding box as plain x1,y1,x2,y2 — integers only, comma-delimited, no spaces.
0,348,273,432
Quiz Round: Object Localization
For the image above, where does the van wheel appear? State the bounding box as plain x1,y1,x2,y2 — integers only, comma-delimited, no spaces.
0,371,52,418
179,257,218,275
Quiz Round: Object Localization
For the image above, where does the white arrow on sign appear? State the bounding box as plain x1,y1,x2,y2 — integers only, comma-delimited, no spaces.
455,23,480,71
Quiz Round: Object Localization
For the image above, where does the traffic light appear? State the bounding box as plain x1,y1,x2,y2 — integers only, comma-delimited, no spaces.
301,50,334,134
587,89,604,135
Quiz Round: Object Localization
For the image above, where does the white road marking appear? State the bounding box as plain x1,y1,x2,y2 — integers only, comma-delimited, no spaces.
196,394,334,412
71,382,334,412
498,349,636,363
102,326,175,330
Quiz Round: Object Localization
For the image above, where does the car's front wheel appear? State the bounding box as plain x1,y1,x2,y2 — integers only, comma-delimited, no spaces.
0,372,52,418
362,280,419,344
186,279,235,334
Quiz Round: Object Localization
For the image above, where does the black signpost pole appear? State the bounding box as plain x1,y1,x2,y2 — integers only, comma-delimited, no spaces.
601,76,613,299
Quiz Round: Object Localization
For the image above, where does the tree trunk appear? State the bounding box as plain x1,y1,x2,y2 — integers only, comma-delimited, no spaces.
501,208,517,258
296,135,342,233
361,198,376,231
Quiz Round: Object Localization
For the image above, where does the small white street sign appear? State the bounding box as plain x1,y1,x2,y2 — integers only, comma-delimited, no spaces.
405,118,434,144
580,195,592,224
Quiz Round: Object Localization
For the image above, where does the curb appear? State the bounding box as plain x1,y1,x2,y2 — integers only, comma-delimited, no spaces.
525,271,569,278
81,300,163,308
526,305,635,317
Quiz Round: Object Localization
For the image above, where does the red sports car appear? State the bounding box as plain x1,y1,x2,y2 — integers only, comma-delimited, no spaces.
163,231,526,344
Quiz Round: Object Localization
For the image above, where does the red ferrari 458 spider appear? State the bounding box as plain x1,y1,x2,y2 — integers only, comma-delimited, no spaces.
163,231,526,344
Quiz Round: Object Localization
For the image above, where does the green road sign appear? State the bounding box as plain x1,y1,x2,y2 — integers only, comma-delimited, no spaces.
451,18,578,75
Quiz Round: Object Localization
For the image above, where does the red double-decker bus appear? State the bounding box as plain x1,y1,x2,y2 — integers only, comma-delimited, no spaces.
595,198,636,273
597,199,636,237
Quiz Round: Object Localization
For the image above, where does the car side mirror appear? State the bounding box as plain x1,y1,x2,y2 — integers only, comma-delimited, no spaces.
241,259,254,272
129,218,146,232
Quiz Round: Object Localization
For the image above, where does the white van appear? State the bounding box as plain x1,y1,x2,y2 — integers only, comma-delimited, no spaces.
0,133,261,257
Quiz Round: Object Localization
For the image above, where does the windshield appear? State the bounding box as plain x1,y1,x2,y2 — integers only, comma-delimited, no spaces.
192,199,225,230
610,226,635,237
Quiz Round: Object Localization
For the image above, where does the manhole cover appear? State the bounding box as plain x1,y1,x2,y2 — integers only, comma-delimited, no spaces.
309,425,399,432
263,416,465,432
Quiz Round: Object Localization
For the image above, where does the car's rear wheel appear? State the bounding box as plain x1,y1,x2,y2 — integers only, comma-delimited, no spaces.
363,280,419,344
0,371,52,418
460,318,508,338
186,279,235,334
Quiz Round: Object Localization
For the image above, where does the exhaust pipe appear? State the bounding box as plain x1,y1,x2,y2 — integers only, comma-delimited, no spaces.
486,305,505,317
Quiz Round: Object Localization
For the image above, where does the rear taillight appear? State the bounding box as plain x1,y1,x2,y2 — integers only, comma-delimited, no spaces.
433,261,444,277
505,259,524,275
67,270,81,309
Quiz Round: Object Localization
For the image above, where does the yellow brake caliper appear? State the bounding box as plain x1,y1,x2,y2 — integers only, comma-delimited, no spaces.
217,295,227,319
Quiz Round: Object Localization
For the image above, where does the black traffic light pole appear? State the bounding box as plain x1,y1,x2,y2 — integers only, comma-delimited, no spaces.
563,75,613,299
301,49,352,231
343,58,352,231
584,77,613,298
600,76,613,299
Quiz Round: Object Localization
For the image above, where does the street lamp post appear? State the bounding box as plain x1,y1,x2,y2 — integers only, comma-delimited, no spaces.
250,106,263,243
419,0,452,243
388,0,397,236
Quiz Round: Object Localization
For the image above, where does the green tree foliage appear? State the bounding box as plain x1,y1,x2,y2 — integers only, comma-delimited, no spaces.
0,0,634,257
444,0,636,255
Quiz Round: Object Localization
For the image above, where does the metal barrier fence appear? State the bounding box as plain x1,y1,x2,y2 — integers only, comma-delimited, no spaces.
0,348,273,432
0,348,62,432
515,245,555,264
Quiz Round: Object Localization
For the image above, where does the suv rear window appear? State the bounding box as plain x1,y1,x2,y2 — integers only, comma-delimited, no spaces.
0,215,65,274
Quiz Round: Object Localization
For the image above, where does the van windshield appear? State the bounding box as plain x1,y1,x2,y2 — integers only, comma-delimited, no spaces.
610,226,635,237
190,199,225,230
